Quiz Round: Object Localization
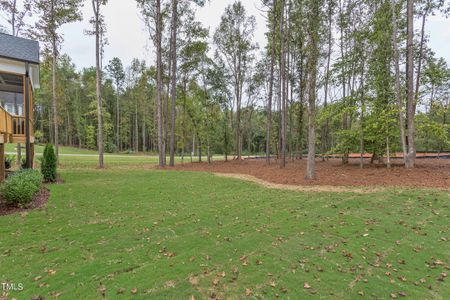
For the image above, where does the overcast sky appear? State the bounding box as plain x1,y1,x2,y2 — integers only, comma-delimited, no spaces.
57,0,267,70
2,0,449,70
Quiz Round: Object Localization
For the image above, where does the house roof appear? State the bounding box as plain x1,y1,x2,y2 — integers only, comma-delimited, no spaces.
0,33,39,64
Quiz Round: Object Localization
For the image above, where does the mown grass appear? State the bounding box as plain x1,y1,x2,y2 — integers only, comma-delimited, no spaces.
5,144,98,155
4,144,221,169
0,167,449,299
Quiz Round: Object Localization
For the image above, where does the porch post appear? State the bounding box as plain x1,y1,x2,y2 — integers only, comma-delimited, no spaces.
30,140,35,169
25,62,32,169
0,134,4,181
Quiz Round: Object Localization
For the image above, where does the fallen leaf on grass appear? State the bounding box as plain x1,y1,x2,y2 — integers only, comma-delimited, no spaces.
245,288,252,296
34,276,42,281
117,288,125,294
212,278,220,286
189,276,199,286
303,282,311,289
438,272,447,281
309,289,317,294
390,293,398,299
131,287,138,294
49,291,62,298
47,269,57,276
189,296,196,300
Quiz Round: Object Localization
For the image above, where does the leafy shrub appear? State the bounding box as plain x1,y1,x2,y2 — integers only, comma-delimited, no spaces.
105,140,117,153
0,169,42,207
34,130,44,143
41,144,57,183
4,155,15,170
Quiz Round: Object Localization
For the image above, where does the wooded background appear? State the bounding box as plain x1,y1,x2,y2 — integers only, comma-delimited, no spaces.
1,0,449,177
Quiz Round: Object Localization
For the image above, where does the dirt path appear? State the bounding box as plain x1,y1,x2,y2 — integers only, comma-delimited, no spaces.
214,173,382,193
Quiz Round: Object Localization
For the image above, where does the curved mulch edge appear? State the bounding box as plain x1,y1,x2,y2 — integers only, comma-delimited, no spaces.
0,187,50,216
214,173,407,194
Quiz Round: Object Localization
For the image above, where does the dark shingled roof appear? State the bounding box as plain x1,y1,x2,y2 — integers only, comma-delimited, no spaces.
0,33,39,64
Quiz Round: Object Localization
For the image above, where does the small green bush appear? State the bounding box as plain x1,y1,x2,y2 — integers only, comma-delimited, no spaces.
4,155,15,170
105,140,117,153
0,169,43,207
41,144,57,182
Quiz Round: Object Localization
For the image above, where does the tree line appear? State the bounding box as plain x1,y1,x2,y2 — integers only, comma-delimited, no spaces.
1,0,449,178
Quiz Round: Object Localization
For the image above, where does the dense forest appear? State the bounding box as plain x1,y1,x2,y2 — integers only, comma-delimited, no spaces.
1,0,449,177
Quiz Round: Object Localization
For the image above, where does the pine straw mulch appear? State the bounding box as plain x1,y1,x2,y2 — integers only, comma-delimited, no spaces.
170,158,450,191
0,188,50,216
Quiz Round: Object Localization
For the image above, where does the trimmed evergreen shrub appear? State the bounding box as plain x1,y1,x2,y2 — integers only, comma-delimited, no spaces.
0,169,42,207
41,144,57,182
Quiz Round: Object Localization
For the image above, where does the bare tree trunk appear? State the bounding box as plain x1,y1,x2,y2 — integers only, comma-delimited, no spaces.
52,37,59,161
116,83,120,151
277,61,281,160
169,0,178,166
156,0,164,167
297,48,305,160
93,0,104,168
391,0,407,162
198,138,202,163
405,0,416,168
134,102,138,152
359,103,364,169
306,1,319,180
280,0,286,168
414,2,430,111
322,0,333,161
236,87,242,160
181,80,187,163
266,0,277,164
142,115,146,152
386,135,391,168
11,0,16,35
50,0,58,160
339,0,348,165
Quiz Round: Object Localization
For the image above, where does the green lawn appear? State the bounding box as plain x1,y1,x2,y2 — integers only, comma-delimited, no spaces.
4,144,221,169
5,144,98,155
0,167,448,299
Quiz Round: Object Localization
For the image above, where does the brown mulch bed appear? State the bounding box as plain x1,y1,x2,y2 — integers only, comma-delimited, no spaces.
171,158,450,189
0,188,50,216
